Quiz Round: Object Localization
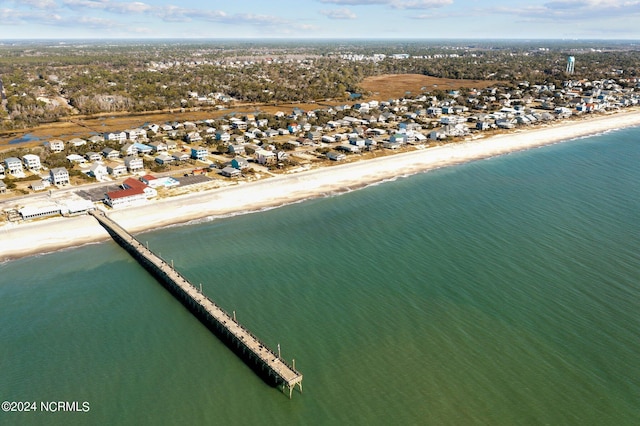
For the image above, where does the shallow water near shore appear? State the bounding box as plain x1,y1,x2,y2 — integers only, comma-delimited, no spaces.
1,127,639,425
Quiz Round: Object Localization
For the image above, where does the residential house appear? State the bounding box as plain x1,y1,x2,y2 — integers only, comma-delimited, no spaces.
220,166,241,177
383,141,402,149
66,154,86,164
215,131,231,142
46,139,65,152
69,137,86,147
255,149,276,165
155,154,174,165
191,147,208,161
50,167,70,186
121,143,138,157
85,152,102,162
0,163,4,178
132,143,153,155
171,151,190,162
231,157,249,170
338,144,360,153
22,154,42,172
149,142,168,153
125,128,147,141
228,144,246,155
185,131,203,143
427,107,442,117
106,162,127,177
476,121,491,131
89,162,109,180
124,155,144,173
104,131,127,143
231,120,247,130
88,135,103,144
102,147,120,160
307,131,322,142
0,180,6,194
326,151,346,161
4,157,24,176
390,133,408,144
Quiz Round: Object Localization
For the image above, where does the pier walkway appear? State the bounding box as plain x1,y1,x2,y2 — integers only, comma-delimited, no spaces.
89,210,303,398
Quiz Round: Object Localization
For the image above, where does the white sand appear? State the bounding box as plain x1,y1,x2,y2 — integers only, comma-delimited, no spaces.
3,110,640,261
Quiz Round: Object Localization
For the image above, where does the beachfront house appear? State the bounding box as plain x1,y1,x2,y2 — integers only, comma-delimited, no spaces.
0,180,6,194
50,167,70,186
4,157,24,176
0,163,4,178
255,149,276,165
326,151,346,161
124,156,144,173
69,138,86,147
231,157,249,170
220,166,241,178
22,154,42,172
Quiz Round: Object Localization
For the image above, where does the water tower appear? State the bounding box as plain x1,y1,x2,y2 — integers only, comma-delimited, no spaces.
566,56,575,74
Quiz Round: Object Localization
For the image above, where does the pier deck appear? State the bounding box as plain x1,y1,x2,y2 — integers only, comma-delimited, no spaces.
90,210,303,397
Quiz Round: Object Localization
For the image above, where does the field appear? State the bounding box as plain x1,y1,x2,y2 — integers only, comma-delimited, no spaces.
360,74,501,100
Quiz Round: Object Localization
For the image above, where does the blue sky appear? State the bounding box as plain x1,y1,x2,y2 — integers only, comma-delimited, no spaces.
1,0,639,40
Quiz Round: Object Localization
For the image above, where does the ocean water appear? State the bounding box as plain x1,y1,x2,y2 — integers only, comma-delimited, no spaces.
1,127,639,425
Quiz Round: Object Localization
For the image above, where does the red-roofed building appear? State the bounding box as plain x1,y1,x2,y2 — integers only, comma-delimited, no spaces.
105,178,157,208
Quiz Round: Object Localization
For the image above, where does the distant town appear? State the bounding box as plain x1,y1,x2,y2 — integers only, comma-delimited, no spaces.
1,40,639,222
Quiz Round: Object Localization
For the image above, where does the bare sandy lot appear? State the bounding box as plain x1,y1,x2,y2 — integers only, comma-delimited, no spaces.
360,74,502,100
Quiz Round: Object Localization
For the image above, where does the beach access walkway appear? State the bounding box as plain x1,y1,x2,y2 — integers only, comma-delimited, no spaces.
89,209,303,398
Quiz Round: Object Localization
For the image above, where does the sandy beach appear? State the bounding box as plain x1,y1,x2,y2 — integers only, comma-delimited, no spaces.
2,109,640,262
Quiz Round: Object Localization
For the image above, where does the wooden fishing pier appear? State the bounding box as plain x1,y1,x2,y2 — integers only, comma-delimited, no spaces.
89,210,303,398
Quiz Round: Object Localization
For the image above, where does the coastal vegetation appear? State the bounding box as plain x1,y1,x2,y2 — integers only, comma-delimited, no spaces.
1,39,639,130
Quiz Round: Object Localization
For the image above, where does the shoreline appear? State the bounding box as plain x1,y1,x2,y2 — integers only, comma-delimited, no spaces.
3,109,640,262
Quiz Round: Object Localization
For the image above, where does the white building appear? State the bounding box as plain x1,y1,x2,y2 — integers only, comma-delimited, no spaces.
50,167,70,186
124,156,144,173
22,154,41,172
4,157,24,176
46,139,65,152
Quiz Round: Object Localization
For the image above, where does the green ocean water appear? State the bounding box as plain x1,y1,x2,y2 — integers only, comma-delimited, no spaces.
1,128,639,425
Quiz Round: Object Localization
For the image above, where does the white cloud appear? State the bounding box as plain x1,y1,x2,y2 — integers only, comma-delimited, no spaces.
320,8,357,19
492,1,640,20
22,0,58,8
62,0,152,14
318,0,452,8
